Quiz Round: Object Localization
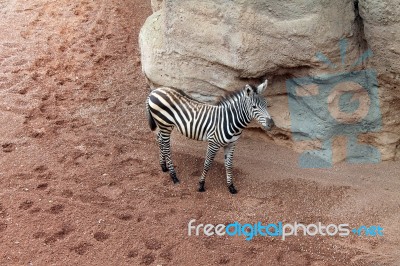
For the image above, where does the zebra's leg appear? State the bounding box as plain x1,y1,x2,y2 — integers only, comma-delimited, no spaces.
159,130,179,184
224,142,237,194
157,132,168,172
198,143,219,192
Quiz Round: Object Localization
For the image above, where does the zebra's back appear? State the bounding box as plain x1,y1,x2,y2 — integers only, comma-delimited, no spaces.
147,87,216,141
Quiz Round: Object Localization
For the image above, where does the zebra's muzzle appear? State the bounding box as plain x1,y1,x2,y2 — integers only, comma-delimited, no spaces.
264,118,275,130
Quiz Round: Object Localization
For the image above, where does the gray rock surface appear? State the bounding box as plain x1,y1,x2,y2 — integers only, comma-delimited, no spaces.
140,0,400,162
358,0,400,160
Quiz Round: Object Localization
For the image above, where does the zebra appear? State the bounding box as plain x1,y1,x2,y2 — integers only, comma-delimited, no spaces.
145,80,274,194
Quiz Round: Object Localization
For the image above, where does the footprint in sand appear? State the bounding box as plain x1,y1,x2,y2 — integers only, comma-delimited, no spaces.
144,238,162,250
93,231,109,242
70,242,93,255
48,204,64,214
96,184,123,200
2,143,15,153
0,222,7,232
19,200,34,210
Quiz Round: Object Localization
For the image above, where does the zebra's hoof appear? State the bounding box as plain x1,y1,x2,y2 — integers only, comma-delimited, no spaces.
161,163,168,172
170,173,179,184
228,184,237,194
198,181,205,192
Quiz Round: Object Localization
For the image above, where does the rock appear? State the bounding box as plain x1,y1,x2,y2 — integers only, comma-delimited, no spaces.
139,0,400,162
358,0,400,160
150,0,163,12
140,0,358,99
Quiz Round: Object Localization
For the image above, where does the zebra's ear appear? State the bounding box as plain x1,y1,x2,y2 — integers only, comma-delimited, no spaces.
257,80,268,94
245,84,253,97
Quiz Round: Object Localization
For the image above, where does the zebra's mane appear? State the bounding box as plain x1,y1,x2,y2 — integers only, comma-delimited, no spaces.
170,85,256,106
171,88,204,104
216,85,256,105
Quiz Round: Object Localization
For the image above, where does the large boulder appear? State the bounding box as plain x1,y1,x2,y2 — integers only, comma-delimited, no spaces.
139,0,400,162
357,0,400,160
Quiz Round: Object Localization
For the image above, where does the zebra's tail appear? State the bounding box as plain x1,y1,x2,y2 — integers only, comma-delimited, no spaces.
146,97,157,131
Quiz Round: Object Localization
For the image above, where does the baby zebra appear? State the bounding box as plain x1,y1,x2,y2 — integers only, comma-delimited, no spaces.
146,80,274,194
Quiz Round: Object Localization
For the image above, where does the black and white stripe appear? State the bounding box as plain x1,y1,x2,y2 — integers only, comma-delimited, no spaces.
146,80,274,194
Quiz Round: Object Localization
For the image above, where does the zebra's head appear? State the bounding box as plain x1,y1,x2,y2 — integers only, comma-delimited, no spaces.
244,80,274,131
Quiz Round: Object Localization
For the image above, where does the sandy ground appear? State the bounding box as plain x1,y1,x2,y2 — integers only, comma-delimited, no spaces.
0,0,399,265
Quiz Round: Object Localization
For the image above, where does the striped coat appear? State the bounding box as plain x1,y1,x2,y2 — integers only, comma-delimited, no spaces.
146,81,274,194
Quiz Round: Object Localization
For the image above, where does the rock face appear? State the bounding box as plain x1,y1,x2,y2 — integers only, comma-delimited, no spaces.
139,0,400,163
357,0,400,160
